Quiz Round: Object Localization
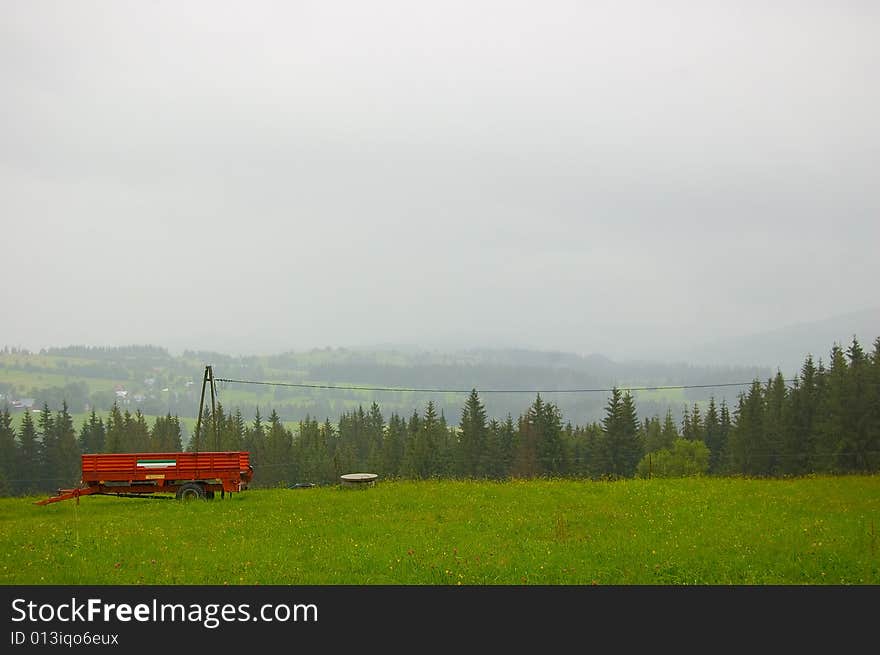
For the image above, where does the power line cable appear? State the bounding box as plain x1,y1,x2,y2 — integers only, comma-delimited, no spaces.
215,377,794,395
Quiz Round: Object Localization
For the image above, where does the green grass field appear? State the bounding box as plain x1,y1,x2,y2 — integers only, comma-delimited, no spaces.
1,476,878,585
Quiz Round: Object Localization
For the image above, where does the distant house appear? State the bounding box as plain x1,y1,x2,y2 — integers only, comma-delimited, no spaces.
115,389,128,399
144,378,156,387
11,398,35,409
133,394,146,403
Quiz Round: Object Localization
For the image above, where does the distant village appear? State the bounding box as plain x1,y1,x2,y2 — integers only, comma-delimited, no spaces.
0,376,193,414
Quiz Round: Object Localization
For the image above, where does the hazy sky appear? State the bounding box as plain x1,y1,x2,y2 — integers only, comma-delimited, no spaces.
2,1,878,359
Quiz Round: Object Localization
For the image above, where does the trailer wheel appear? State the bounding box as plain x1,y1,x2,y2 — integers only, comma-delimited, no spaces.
176,483,206,501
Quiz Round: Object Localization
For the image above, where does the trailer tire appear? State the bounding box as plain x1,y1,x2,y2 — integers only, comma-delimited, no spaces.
176,483,206,501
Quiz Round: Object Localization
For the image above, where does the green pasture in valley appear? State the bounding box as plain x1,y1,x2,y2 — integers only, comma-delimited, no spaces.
1,476,878,585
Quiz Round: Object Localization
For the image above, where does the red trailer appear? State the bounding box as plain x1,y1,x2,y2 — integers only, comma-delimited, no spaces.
37,451,254,505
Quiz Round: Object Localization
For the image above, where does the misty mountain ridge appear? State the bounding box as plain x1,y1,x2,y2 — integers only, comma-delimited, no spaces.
350,306,879,377
671,306,880,374
25,302,880,386
5,341,775,427
9,304,877,426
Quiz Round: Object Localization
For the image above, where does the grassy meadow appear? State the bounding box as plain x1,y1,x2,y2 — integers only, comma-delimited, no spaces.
1,476,878,585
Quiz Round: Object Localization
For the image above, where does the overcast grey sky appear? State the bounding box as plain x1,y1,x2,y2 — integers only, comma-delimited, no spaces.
2,1,877,359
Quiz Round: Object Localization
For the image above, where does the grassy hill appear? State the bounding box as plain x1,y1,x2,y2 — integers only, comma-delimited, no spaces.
3,476,878,584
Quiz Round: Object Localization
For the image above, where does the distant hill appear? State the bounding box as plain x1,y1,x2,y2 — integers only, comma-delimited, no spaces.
676,307,880,374
1,344,771,426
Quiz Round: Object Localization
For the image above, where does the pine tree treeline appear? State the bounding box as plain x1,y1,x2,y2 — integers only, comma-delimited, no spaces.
0,337,878,494
0,404,184,495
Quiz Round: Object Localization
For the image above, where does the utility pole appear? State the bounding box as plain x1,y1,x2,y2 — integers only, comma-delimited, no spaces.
193,365,219,452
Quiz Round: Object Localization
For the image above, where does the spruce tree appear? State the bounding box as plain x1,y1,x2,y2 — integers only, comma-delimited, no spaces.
595,388,622,477
17,409,40,494
531,394,565,476
189,406,212,453
681,405,693,441
212,403,227,451
567,424,587,477
728,381,767,475
817,345,847,472
689,403,704,443
499,415,517,477
420,401,442,477
345,405,370,465
400,410,421,479
659,409,679,451
366,402,385,472
0,407,17,494
150,414,183,452
229,409,246,451
245,408,267,470
618,391,643,476
643,416,664,454
763,372,788,475
265,410,292,486
583,422,603,479
598,388,642,478
841,337,875,471
868,338,880,471
105,403,125,453
434,410,455,477
54,401,80,487
784,356,819,474
37,403,56,486
718,399,732,472
332,411,357,479
382,413,406,477
128,410,151,452
169,415,184,452
458,389,488,477
293,415,325,484
483,419,504,479
291,416,313,482
512,412,539,478
562,421,577,476
79,409,105,453
319,418,337,482
703,397,723,473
